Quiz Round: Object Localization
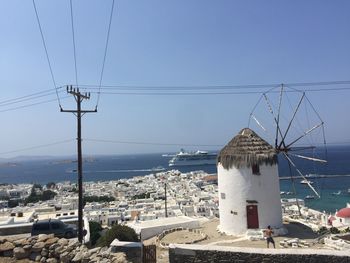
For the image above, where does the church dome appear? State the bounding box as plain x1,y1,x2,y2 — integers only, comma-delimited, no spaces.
336,207,350,218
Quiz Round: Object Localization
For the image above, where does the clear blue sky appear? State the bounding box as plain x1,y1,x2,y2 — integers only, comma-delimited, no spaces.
0,0,349,157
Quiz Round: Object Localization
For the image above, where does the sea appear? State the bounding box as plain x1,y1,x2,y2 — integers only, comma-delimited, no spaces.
0,145,349,213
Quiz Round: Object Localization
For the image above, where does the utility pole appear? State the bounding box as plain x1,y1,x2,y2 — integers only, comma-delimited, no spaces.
164,182,168,218
61,85,97,242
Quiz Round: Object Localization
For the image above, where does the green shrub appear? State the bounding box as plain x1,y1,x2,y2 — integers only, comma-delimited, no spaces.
89,221,103,246
318,226,328,235
83,195,115,205
330,227,340,234
25,190,56,204
96,224,139,247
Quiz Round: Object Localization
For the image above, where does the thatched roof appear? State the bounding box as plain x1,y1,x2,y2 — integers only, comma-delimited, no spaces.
217,128,277,170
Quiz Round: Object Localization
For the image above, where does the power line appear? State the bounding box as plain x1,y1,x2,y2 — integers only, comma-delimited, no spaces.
0,139,75,156
0,96,70,113
69,0,78,88
0,88,63,106
96,0,115,109
0,89,65,108
88,86,350,96
32,0,62,108
76,80,350,91
0,81,349,113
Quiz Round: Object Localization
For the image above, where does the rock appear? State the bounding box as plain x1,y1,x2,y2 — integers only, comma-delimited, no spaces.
88,247,101,256
101,247,112,258
0,241,15,252
68,239,80,247
29,252,41,261
71,251,84,262
0,237,7,244
40,256,47,263
99,246,108,253
110,252,128,263
28,236,37,242
49,242,60,251
60,251,73,263
23,244,32,251
79,244,88,252
53,245,65,256
35,255,42,262
47,258,58,263
57,238,69,246
13,238,30,246
41,248,49,257
82,251,90,261
32,241,45,252
38,234,55,242
13,247,30,260
45,237,59,247
65,245,74,253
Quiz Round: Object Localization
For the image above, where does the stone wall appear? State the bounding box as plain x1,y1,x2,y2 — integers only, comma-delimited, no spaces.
0,234,128,263
169,244,350,263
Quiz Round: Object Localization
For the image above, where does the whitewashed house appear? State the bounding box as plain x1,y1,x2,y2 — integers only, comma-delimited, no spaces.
217,128,283,235
329,203,350,228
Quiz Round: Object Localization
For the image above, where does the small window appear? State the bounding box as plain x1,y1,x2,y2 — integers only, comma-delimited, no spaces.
252,164,260,175
221,193,226,199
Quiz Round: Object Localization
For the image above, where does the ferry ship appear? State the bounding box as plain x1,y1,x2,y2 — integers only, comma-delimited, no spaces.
168,149,217,167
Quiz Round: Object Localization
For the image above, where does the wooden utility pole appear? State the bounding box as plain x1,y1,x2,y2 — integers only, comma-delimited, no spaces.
164,183,168,218
61,85,96,242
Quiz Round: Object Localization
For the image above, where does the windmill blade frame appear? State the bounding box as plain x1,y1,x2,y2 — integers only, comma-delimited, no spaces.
248,84,327,200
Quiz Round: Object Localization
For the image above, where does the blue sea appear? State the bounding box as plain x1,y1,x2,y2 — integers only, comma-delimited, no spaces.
0,146,349,213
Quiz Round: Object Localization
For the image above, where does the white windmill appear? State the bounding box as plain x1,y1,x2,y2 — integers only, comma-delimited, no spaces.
217,85,326,236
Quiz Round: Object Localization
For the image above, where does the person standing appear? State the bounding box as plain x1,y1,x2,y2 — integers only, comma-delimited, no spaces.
264,225,275,248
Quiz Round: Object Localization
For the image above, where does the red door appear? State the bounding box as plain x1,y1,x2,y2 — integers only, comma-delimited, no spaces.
246,205,259,229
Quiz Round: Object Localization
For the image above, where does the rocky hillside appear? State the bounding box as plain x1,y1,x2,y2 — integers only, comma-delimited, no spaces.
0,234,128,263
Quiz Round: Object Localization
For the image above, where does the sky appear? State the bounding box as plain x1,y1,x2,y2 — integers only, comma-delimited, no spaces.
0,0,350,158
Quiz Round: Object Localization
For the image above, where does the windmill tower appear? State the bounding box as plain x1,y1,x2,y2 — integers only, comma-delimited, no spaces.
217,128,283,235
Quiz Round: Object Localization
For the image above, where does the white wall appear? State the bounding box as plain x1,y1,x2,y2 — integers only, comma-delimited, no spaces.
218,163,282,235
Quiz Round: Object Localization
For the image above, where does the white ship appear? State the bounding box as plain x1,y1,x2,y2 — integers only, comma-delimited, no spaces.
168,149,217,167
300,179,314,185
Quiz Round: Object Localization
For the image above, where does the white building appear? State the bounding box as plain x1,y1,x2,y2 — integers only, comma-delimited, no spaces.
329,204,350,228
217,128,283,235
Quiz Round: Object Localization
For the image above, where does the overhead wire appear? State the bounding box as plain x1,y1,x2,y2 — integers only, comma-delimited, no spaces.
0,90,65,107
0,80,350,112
0,139,75,156
0,96,70,113
96,0,116,110
76,80,350,90
86,86,350,96
32,0,62,108
0,88,63,106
